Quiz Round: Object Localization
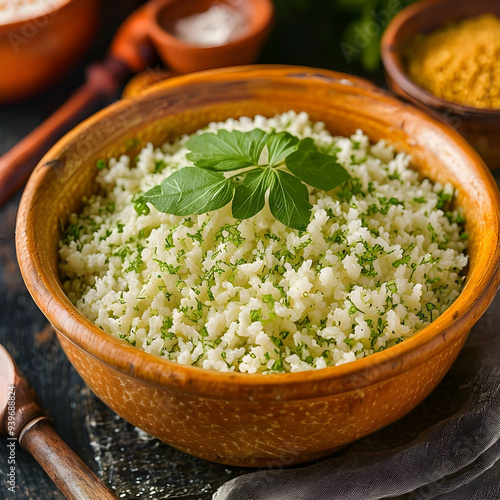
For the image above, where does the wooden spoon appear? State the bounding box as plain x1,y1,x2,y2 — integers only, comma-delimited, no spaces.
0,344,117,500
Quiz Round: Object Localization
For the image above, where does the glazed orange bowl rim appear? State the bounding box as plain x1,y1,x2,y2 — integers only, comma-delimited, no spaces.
381,0,500,117
16,65,500,402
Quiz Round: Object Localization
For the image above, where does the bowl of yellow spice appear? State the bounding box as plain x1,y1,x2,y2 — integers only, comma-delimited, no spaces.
381,0,500,169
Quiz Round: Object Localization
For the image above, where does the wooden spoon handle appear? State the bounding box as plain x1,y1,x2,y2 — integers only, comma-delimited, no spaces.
0,56,130,207
20,417,117,500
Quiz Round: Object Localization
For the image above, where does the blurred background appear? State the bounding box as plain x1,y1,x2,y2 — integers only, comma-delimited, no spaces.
269,0,416,73
1,0,420,177
1,0,419,139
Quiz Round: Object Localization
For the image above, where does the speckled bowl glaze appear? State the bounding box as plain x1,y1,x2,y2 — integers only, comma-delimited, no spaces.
16,66,500,467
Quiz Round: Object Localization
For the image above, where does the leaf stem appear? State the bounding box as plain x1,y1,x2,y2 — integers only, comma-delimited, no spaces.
227,167,263,180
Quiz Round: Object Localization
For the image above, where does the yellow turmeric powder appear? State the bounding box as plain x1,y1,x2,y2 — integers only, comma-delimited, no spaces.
405,14,500,109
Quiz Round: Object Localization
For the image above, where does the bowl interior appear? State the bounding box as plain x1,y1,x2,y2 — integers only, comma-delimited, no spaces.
16,66,500,401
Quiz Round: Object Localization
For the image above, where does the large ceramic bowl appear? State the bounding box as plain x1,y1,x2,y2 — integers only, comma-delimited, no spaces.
16,66,500,467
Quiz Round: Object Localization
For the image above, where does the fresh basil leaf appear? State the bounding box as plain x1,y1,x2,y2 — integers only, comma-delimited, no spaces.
297,137,316,152
143,167,233,215
266,131,300,166
269,170,312,231
185,129,269,171
137,128,352,231
286,148,351,191
232,168,274,220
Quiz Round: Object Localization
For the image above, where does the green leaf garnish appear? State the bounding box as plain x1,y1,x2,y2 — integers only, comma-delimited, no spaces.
186,129,268,171
269,170,312,231
266,131,300,165
138,127,351,230
142,167,233,215
286,140,351,191
232,168,274,220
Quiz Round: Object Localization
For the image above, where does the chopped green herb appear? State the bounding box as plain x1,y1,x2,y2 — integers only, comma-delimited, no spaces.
153,159,167,174
215,224,245,247
96,159,106,170
392,254,411,268
153,259,180,274
165,233,174,250
271,335,282,347
437,190,453,209
271,359,285,372
161,317,174,340
249,309,263,322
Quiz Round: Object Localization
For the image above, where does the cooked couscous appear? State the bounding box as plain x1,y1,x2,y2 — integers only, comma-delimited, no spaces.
59,111,467,373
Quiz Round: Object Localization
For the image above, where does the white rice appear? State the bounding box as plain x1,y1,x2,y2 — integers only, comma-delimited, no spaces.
59,111,468,374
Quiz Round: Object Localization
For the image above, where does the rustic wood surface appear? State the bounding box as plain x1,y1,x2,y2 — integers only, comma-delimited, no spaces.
1,3,499,499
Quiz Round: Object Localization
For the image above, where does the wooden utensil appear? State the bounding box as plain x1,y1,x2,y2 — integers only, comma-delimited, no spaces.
0,344,117,500
0,0,274,206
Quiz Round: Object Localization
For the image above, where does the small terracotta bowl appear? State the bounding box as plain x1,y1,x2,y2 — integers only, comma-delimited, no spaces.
151,0,274,73
16,66,500,467
381,0,500,170
112,0,274,75
0,0,99,102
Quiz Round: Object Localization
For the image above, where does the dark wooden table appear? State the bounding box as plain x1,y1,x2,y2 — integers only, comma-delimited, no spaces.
1,3,499,499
